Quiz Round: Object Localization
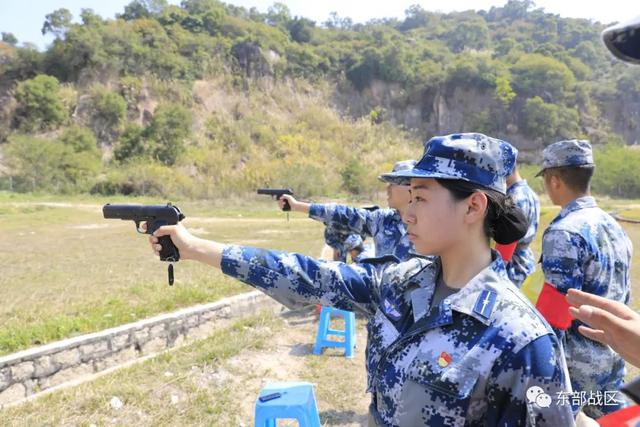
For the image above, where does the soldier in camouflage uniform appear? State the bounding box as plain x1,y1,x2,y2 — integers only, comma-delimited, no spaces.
150,133,575,426
307,161,414,386
535,139,633,419
277,160,417,261
505,161,541,287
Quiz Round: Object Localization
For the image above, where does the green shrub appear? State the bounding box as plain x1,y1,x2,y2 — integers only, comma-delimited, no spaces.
340,159,368,195
4,134,100,193
91,160,194,197
13,75,68,131
58,125,98,154
91,87,127,133
146,103,192,165
592,143,640,198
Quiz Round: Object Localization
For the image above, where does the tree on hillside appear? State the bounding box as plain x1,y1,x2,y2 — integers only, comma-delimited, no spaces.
13,74,68,131
443,14,490,53
120,0,168,20
147,104,192,165
324,12,353,30
287,17,315,43
398,5,431,31
266,3,291,27
511,53,576,102
41,8,73,38
2,32,18,45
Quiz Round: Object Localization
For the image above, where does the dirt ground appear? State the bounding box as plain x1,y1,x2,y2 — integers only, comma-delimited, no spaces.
1,309,371,426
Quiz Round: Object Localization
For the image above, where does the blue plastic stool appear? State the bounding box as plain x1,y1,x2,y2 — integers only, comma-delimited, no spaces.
313,306,356,358
254,382,321,427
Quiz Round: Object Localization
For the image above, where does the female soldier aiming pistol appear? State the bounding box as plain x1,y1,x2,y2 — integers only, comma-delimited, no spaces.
148,133,575,427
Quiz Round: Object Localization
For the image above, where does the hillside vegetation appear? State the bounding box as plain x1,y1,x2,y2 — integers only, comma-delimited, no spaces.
1,0,640,198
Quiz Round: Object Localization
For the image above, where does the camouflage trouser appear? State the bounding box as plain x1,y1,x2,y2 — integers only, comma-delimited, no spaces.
368,412,378,427
368,402,383,426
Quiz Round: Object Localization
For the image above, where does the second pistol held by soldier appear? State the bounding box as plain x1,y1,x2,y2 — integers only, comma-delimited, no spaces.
276,160,417,261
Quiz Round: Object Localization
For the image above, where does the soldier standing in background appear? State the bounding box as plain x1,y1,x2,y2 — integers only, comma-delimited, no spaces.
535,140,633,418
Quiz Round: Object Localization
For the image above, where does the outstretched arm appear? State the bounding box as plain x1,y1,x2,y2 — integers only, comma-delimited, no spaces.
149,223,382,315
276,195,384,238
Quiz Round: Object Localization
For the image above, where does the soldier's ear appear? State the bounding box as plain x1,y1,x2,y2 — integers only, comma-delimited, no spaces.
550,174,563,190
543,173,557,189
465,192,488,224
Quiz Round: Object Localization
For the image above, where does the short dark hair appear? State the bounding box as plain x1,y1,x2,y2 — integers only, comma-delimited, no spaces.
544,165,594,193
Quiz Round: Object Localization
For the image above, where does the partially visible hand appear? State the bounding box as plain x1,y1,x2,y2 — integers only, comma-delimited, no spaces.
575,411,599,427
567,288,640,368
278,194,298,211
146,222,201,261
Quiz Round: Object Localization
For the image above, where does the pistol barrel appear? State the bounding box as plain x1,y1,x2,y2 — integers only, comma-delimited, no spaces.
102,204,183,223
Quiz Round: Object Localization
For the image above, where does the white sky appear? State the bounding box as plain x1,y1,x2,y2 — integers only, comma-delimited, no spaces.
0,0,637,50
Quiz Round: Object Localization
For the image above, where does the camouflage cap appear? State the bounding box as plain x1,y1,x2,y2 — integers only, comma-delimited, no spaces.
384,133,518,194
535,139,594,177
378,159,418,184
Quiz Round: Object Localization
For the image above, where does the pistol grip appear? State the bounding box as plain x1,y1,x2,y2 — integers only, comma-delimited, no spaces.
147,220,180,262
282,198,291,211
159,235,180,262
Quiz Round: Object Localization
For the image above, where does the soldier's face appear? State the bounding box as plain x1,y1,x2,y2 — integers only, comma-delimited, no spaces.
404,178,469,255
386,183,412,210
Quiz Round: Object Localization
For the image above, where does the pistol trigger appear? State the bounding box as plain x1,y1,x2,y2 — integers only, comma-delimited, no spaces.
168,263,174,286
135,221,145,234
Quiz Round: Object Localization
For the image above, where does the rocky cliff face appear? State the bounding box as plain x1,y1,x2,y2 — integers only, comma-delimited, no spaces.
598,94,640,146
331,78,640,156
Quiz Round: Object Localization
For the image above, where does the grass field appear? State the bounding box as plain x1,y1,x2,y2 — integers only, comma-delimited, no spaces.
1,191,639,424
0,191,338,356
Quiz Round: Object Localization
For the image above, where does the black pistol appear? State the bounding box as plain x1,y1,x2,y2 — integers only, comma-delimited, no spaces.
103,203,185,285
257,188,294,211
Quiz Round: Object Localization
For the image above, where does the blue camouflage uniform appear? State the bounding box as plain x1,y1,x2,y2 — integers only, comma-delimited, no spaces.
221,134,575,426
536,140,633,419
324,225,375,262
309,160,417,262
506,179,540,287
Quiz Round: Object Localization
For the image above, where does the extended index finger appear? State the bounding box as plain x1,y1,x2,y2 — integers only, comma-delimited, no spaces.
571,304,628,337
152,225,175,237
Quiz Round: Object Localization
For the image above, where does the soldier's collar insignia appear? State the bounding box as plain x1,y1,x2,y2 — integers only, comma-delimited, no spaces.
383,297,402,321
473,289,497,320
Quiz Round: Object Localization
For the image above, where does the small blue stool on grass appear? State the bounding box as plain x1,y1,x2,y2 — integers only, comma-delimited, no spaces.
313,306,356,358
254,382,321,427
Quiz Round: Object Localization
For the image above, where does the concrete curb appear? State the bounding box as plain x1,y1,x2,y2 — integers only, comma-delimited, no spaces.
0,291,285,407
